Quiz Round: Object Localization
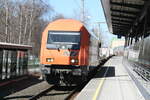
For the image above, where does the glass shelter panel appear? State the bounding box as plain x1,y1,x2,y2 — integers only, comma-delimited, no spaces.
0,50,29,81
10,51,17,78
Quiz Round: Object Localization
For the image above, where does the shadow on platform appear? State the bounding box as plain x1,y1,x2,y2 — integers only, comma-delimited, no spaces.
94,66,115,78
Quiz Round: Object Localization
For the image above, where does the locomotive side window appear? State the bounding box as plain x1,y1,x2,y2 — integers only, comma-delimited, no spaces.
47,31,81,50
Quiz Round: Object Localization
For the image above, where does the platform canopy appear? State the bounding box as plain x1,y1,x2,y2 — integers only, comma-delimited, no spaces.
101,0,150,37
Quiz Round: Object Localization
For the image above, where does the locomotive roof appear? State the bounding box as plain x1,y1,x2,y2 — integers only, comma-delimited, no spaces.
46,19,87,32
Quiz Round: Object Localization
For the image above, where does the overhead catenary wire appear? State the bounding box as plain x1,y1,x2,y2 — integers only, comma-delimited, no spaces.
73,0,82,9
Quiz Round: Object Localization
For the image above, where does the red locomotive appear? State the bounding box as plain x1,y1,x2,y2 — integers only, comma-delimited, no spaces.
40,19,100,85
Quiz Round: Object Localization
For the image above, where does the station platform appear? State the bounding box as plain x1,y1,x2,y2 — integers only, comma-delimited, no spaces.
75,56,145,100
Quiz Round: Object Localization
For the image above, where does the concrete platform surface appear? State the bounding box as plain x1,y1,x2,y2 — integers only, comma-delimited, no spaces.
75,56,145,100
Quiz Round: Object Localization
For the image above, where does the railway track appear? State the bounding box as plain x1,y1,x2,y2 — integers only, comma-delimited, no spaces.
4,59,109,100
4,73,98,100
29,67,107,100
28,82,87,100
29,59,109,100
4,81,78,100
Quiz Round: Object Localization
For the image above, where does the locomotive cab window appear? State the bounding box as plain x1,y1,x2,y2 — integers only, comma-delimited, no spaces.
47,31,81,50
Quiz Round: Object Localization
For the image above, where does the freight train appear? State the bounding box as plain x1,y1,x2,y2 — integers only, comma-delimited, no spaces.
40,19,100,85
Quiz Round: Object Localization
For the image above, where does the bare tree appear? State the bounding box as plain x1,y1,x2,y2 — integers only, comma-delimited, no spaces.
5,0,9,42
0,0,64,56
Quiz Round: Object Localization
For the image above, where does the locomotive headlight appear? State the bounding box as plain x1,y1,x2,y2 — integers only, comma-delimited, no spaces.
46,58,54,62
71,59,75,63
51,58,54,62
71,59,78,63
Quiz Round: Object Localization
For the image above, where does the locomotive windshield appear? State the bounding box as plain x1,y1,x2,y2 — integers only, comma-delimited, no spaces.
47,31,80,44
47,31,81,50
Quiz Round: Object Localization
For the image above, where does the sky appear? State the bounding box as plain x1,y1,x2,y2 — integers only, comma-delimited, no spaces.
46,0,117,47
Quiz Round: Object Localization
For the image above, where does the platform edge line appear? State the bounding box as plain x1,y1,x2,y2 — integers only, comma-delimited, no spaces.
92,66,109,100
